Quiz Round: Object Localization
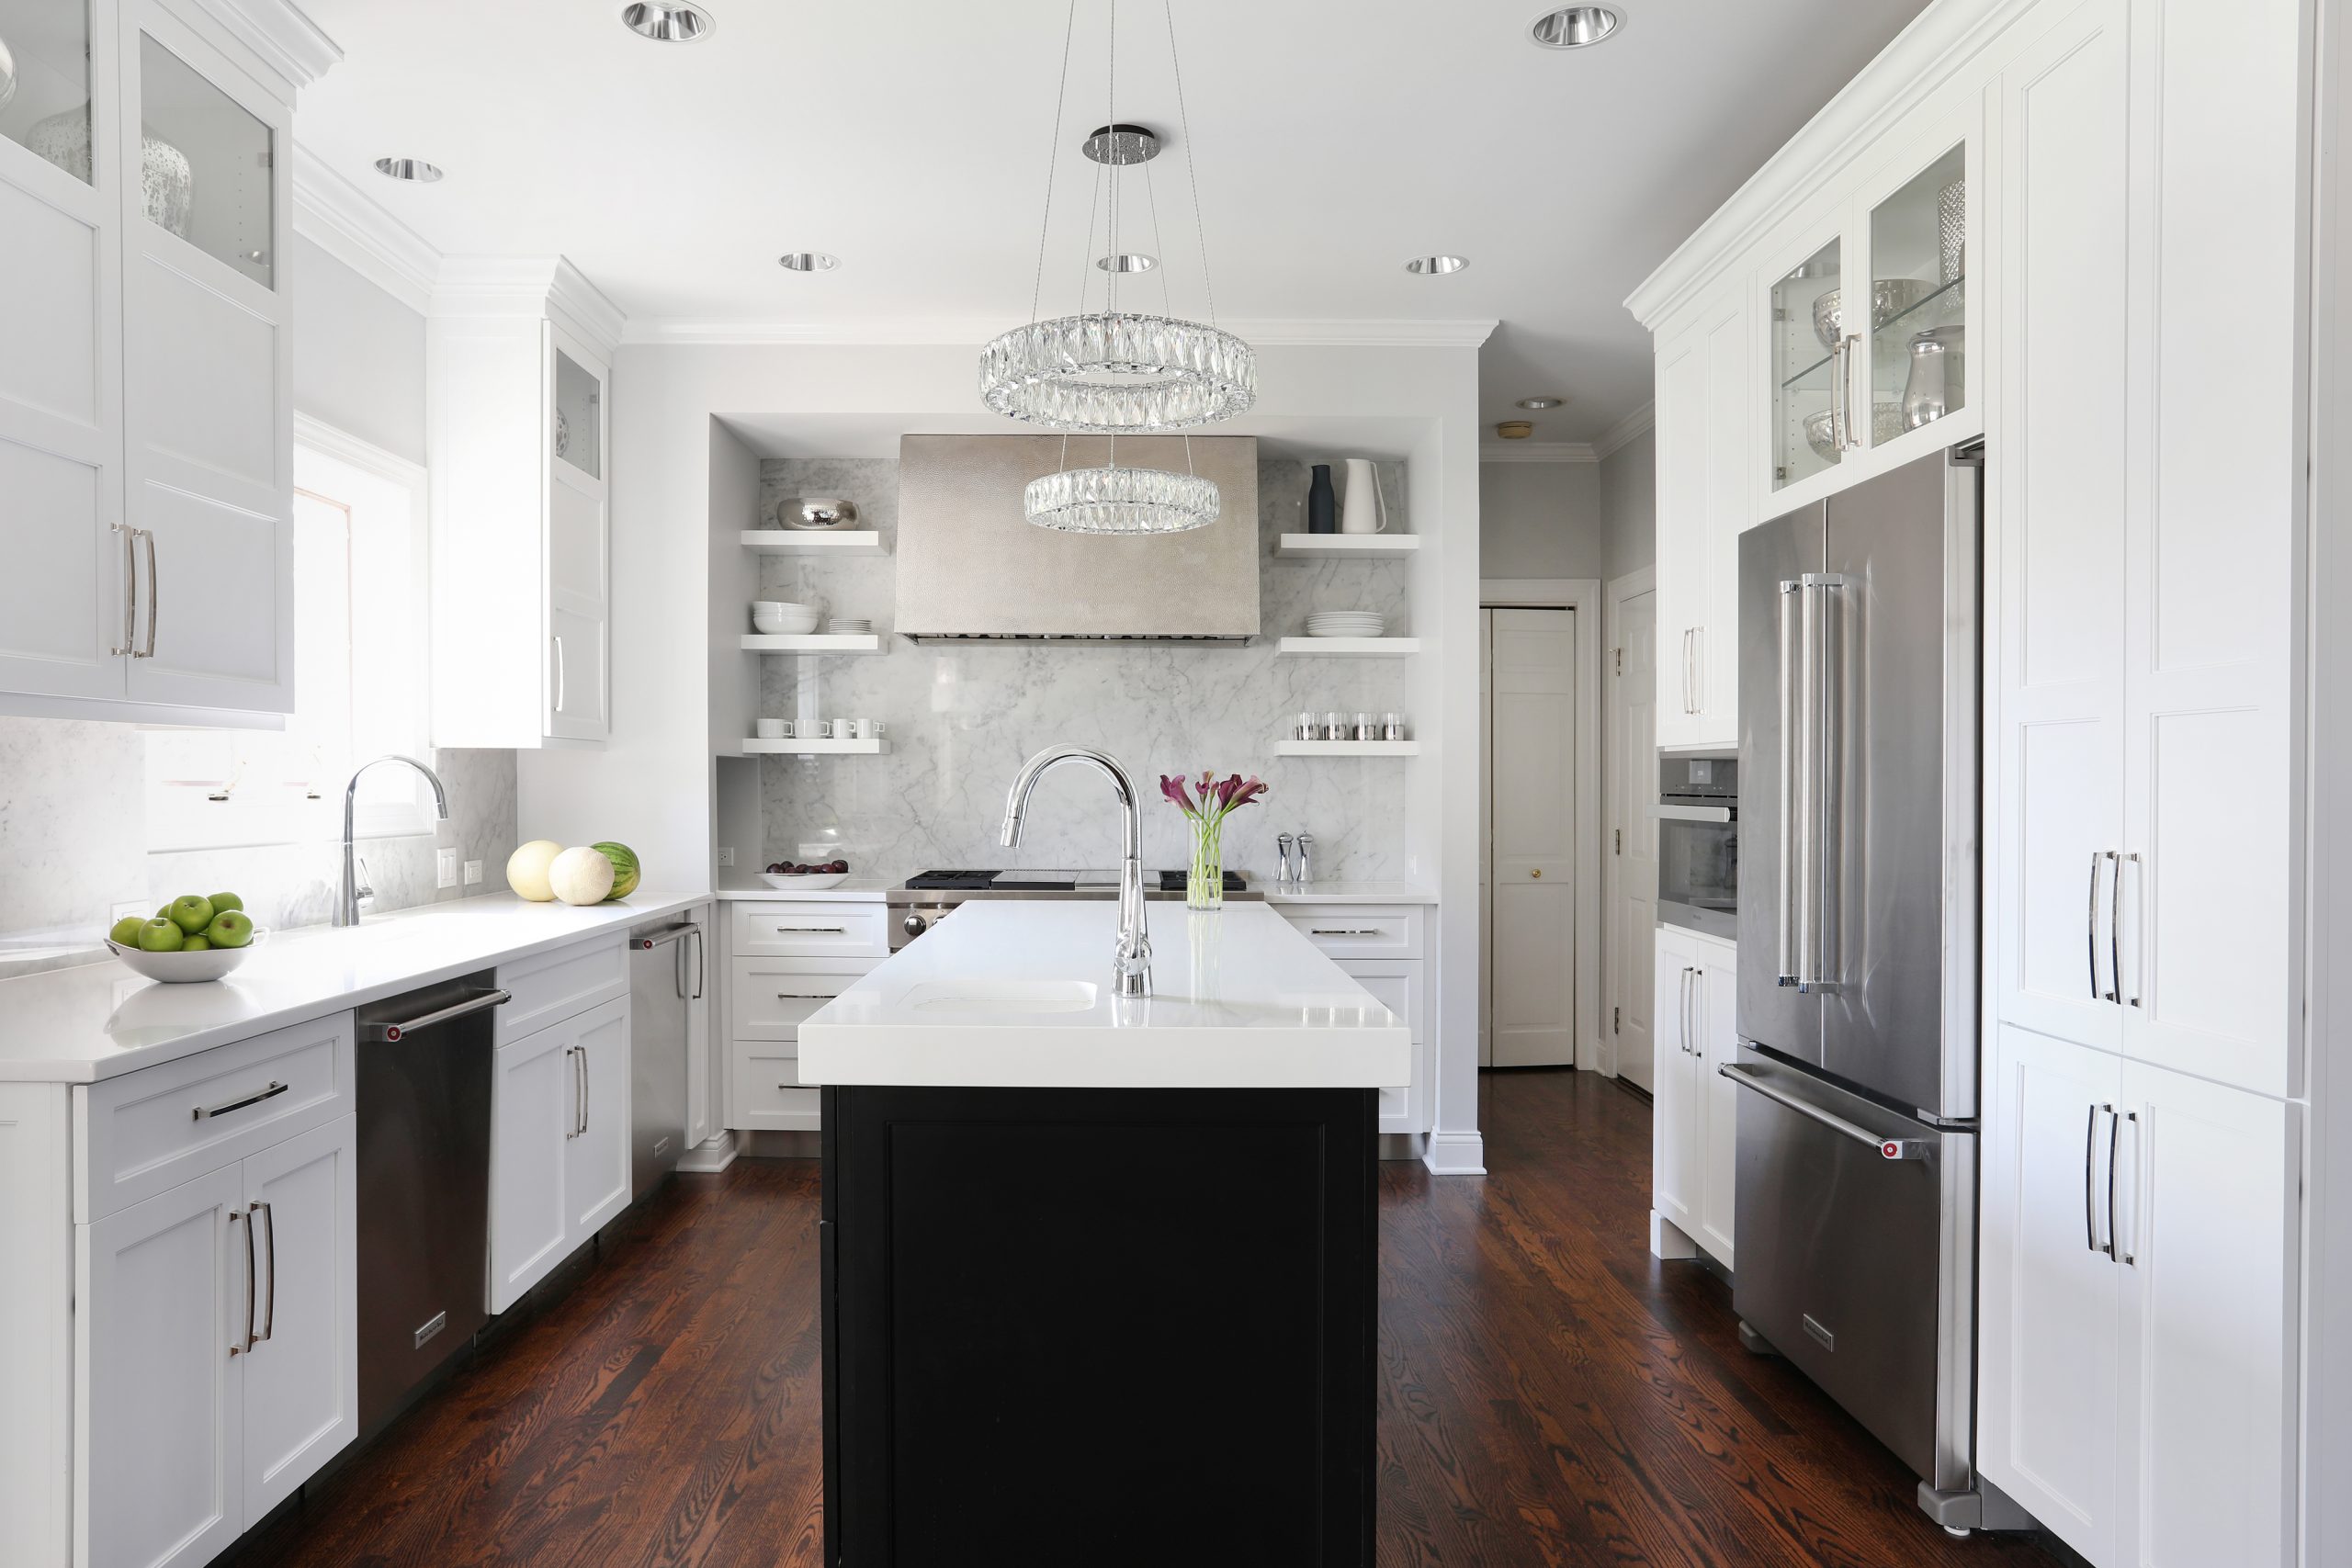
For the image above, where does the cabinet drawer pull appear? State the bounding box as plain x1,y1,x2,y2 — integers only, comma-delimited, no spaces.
252,1201,276,1344
777,926,848,934
1309,928,1385,936
194,1079,288,1121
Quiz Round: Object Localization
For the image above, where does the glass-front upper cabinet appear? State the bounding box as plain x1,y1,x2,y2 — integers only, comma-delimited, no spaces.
1865,142,1967,443
554,346,602,479
0,0,96,182
136,28,272,287
1771,235,1843,492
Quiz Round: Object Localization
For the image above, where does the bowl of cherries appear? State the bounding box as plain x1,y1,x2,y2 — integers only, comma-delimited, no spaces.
762,859,851,891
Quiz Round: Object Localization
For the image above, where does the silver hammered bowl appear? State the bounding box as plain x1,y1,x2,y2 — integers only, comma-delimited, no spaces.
1812,278,1937,351
779,496,860,531
1802,402,1905,463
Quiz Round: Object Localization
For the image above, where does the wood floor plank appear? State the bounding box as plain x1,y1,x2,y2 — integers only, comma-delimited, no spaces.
230,1073,2055,1568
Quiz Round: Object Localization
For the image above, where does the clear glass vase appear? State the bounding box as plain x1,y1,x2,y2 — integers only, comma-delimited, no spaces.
1187,817,1225,911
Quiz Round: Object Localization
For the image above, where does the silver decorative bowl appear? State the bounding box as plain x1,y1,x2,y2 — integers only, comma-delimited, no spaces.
1812,278,1937,351
1802,402,1905,463
779,497,859,531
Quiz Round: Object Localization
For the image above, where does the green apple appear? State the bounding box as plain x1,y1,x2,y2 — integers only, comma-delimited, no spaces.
156,903,172,919
108,915,146,948
181,934,210,952
167,895,215,934
204,910,254,949
208,892,243,915
136,918,186,953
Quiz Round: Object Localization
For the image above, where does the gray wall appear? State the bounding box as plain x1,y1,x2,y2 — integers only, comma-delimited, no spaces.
290,233,427,465
1598,427,1657,583
1479,460,1605,581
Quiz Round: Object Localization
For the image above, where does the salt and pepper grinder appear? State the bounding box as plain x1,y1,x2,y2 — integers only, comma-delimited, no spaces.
1295,832,1316,886
1276,832,1296,886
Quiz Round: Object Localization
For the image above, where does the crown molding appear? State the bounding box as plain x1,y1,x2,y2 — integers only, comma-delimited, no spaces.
618,316,1498,349
1623,0,2039,329
1591,400,1655,461
1481,441,1598,464
186,0,342,93
291,144,440,313
433,257,628,357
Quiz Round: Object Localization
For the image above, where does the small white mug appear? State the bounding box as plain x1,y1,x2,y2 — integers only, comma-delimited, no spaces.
756,718,785,739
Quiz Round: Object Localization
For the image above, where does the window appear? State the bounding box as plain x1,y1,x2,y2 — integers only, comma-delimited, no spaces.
144,427,432,850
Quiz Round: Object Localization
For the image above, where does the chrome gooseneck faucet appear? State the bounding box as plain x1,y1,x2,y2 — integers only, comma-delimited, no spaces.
337,754,452,927
1001,745,1151,998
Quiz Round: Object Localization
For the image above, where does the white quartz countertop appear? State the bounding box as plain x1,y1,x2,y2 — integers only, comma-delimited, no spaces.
1261,881,1436,904
797,901,1412,1089
0,889,713,1084
714,876,894,901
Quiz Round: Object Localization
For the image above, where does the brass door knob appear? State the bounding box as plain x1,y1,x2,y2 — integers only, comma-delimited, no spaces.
1531,868,1542,878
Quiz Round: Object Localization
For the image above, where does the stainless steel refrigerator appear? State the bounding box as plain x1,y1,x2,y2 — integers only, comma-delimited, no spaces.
1731,444,2021,1532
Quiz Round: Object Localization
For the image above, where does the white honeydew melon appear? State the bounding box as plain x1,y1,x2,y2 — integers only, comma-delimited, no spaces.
548,845,616,907
507,840,564,901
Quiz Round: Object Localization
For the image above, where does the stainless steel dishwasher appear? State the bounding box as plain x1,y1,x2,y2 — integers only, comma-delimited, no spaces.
630,916,702,1193
354,972,507,1435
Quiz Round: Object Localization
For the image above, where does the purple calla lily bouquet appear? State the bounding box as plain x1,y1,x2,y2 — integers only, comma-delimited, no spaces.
1159,771,1268,910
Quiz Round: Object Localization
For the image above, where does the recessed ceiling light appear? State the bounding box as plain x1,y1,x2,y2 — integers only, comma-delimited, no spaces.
621,2,715,41
374,157,443,183
1516,396,1564,410
1528,6,1623,49
778,252,839,273
1405,255,1468,276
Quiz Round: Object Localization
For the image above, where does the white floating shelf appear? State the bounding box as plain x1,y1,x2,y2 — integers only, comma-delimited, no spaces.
1275,739,1421,757
1273,534,1420,560
741,529,889,557
1275,637,1419,658
739,634,886,655
738,739,888,756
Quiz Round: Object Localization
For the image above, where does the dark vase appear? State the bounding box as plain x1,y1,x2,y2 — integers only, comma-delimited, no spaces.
1306,464,1337,533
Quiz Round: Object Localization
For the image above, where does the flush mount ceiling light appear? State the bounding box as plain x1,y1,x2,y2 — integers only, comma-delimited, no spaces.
1516,396,1564,410
1405,254,1468,275
1528,6,1623,49
620,2,715,41
777,252,839,272
374,157,443,183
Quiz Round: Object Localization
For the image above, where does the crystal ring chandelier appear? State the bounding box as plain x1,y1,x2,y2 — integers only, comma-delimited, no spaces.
984,0,1250,535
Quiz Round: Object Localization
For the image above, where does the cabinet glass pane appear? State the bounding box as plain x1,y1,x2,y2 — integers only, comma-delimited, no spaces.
0,0,93,184
554,349,600,479
1868,142,1966,441
1771,236,1841,491
139,34,272,288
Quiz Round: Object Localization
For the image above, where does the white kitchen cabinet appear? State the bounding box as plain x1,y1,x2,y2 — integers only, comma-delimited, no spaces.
490,995,630,1312
1650,925,1733,1266
1276,903,1434,1137
1653,285,1747,751
76,1111,356,1568
429,260,621,749
1979,1023,2299,1568
0,0,304,719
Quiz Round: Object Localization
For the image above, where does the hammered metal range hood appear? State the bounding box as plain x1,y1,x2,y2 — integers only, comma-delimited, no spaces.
894,434,1260,643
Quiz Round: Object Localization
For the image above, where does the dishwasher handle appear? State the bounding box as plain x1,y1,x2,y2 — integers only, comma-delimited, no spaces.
1718,1064,1928,1160
363,987,512,1043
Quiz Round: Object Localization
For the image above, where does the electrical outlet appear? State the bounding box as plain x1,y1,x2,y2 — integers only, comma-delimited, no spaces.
717,846,735,867
436,848,458,888
463,859,483,886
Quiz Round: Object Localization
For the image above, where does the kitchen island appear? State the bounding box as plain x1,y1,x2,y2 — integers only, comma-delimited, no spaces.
798,900,1410,1568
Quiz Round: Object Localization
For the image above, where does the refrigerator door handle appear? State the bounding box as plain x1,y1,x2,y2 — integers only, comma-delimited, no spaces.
1718,1064,1926,1158
1777,581,1804,987
1783,573,1842,991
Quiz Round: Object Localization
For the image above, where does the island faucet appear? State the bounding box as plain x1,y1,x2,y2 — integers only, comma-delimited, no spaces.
336,754,451,928
1001,744,1151,997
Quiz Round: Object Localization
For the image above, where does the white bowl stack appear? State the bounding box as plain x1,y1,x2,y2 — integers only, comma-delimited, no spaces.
752,600,821,635
1306,611,1386,639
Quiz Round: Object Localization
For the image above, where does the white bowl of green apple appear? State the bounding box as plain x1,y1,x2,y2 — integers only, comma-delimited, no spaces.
106,894,263,983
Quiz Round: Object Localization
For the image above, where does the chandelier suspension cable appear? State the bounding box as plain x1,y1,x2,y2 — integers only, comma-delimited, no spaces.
1027,0,1080,327
1140,141,1197,481
1163,0,1217,330
1104,0,1119,316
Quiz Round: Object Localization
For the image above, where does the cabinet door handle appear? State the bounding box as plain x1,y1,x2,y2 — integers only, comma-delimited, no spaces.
1690,626,1702,714
564,1046,580,1138
2104,850,2124,1005
2117,1110,2140,1265
2104,1107,2124,1262
110,523,137,656
2086,851,2106,1000
231,1209,256,1356
2084,1102,2107,1255
194,1079,288,1121
252,1201,276,1344
137,528,159,658
577,1043,591,1137
2118,852,2142,1007
690,928,706,1000
552,635,567,715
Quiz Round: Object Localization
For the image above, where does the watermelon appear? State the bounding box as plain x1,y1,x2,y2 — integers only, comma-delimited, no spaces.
592,840,640,900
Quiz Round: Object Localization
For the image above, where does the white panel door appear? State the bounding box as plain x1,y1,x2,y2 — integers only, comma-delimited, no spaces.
1695,944,1738,1266
1977,1023,2124,1565
1609,589,1658,1090
0,0,127,703
489,1021,574,1313
1650,927,1701,1242
1487,607,1578,1066
238,1115,356,1521
1988,0,2131,1055
563,998,632,1241
2115,1061,2299,1568
78,1163,246,1568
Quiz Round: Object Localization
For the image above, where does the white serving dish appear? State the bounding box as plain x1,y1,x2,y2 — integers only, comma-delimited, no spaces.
105,932,266,984
761,872,850,891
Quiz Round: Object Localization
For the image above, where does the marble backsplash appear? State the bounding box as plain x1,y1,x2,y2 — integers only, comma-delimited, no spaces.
751,457,1419,880
0,716,520,969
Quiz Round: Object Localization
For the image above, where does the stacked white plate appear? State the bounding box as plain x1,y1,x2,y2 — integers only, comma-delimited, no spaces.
1306,611,1386,638
752,600,821,635
827,617,873,636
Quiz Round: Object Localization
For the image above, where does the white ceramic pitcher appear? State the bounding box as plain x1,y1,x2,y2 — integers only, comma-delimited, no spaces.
1340,458,1389,534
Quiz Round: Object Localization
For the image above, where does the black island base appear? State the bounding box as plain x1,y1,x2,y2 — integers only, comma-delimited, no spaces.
820,1083,1379,1568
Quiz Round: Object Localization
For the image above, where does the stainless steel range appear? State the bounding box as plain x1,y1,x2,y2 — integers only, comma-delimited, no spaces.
886,869,1260,950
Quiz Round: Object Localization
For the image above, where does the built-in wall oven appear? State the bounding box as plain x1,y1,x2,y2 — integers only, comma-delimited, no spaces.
1657,755,1737,940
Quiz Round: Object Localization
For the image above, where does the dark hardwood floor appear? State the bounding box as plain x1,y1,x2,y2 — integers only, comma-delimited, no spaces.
233,1070,2053,1567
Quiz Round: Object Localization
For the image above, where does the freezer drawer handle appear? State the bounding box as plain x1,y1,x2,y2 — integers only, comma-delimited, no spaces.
1717,1065,1925,1159
363,988,512,1043
637,923,697,950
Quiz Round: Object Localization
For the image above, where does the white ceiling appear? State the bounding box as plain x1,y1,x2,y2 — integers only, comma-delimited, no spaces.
293,0,1928,444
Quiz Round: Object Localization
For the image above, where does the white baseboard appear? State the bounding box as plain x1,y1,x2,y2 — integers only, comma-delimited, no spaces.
1423,1131,1487,1176
676,1132,739,1173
